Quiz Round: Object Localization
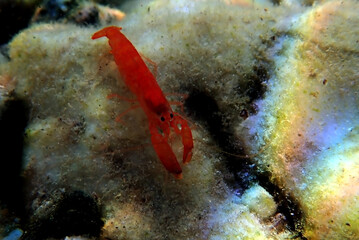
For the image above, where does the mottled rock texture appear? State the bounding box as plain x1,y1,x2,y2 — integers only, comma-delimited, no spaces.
0,0,358,239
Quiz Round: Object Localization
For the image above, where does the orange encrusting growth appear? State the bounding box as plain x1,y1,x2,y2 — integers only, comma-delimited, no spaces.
92,26,193,178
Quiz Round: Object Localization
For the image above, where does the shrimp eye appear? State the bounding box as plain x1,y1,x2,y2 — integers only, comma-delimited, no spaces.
170,113,174,118
160,116,165,122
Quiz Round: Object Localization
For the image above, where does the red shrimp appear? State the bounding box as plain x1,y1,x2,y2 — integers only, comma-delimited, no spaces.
92,26,193,179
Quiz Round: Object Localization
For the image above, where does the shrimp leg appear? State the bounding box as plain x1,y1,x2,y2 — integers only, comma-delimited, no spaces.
114,105,141,124
107,93,137,103
140,53,158,78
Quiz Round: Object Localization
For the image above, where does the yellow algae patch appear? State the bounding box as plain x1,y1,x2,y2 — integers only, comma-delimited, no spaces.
300,128,359,239
296,0,359,52
102,203,153,240
241,184,277,219
259,0,359,189
208,194,293,240
260,39,314,185
208,200,274,240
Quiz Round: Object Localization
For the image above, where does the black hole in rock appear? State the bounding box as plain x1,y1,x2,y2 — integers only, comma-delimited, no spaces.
0,2,36,45
75,6,100,26
245,65,268,102
256,174,306,236
24,190,104,240
185,89,306,236
183,90,221,134
43,0,79,20
184,89,255,192
0,98,29,218
270,0,281,5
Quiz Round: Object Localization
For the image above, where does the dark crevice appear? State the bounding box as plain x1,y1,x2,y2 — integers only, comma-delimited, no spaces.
0,1,38,45
184,88,305,237
270,0,281,5
246,65,268,102
41,0,80,21
237,64,268,104
0,44,10,61
0,98,29,218
184,89,255,193
257,174,306,238
23,190,104,240
35,0,100,26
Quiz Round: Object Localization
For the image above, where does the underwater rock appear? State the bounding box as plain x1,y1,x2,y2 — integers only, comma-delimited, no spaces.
207,197,291,240
0,0,358,239
243,0,359,239
241,184,277,219
22,190,103,239
5,20,229,239
32,0,125,25
0,0,40,45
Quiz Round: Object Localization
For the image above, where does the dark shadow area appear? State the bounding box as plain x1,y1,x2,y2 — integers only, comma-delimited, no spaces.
23,190,104,240
0,1,38,45
271,0,281,5
0,98,29,218
184,89,256,193
257,175,307,238
96,0,127,8
245,65,268,103
35,0,100,26
184,88,306,238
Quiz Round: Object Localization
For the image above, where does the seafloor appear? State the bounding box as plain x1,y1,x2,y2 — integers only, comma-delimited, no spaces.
0,0,358,239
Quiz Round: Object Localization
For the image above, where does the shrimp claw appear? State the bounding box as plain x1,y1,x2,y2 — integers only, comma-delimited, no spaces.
150,122,183,179
172,114,193,164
